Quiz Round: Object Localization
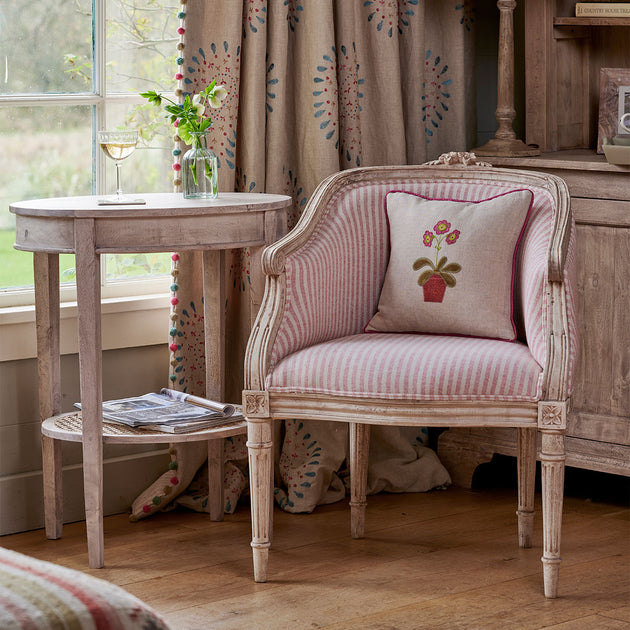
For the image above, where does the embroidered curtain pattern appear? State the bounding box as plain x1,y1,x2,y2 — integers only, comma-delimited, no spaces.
133,0,475,519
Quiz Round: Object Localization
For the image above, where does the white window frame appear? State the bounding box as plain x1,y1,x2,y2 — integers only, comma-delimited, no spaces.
0,0,171,355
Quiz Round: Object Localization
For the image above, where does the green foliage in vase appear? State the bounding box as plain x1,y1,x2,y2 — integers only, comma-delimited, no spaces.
140,81,228,145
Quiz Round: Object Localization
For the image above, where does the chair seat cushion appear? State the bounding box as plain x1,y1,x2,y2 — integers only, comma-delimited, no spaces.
267,333,543,402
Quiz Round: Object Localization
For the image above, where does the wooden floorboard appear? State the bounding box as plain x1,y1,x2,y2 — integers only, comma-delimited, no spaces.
1,486,628,629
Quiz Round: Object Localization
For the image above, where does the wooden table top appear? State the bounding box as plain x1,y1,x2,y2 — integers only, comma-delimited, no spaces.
10,192,292,254
10,191,292,218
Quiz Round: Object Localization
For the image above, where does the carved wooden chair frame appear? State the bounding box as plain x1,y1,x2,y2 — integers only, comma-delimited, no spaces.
244,159,575,598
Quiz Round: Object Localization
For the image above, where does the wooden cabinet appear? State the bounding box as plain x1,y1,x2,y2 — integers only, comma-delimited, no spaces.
524,0,630,152
438,0,630,485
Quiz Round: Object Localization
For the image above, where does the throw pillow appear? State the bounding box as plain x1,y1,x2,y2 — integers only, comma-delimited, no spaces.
365,189,534,340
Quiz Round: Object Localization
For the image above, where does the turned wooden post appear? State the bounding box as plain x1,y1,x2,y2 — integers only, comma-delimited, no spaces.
244,391,273,583
473,0,540,157
538,402,567,599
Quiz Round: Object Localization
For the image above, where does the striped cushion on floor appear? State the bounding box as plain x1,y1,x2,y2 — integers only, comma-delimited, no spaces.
0,547,170,630
267,333,543,402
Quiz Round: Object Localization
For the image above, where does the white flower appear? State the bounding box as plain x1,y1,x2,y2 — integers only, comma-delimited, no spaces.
191,93,206,117
207,85,228,109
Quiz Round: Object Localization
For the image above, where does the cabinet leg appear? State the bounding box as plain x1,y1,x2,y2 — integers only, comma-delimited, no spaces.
437,429,494,488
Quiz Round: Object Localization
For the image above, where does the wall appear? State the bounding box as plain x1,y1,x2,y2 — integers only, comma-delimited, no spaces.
0,344,171,535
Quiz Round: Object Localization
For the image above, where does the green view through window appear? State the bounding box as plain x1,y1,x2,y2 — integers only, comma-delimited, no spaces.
0,0,175,297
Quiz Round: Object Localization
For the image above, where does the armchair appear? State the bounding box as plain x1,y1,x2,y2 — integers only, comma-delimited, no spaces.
243,162,577,598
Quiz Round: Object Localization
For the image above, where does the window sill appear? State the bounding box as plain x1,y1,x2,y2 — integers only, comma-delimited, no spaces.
0,293,170,362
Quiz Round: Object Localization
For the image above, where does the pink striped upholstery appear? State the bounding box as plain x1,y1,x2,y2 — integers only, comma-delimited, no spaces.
267,333,543,401
268,176,578,399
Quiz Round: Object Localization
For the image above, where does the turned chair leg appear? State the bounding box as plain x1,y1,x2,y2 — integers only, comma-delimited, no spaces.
516,427,536,548
540,428,566,598
247,417,274,582
349,423,370,539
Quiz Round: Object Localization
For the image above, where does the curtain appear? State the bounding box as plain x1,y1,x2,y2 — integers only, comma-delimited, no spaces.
131,0,476,520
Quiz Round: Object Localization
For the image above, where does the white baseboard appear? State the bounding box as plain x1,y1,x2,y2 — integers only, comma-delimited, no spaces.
0,449,170,536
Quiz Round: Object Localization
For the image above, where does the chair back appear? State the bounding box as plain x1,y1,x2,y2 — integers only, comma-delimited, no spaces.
271,166,573,381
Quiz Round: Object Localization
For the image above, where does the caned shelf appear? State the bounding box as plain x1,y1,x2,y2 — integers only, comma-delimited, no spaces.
41,411,246,445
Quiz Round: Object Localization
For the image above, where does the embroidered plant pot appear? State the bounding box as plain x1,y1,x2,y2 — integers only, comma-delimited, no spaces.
182,132,218,199
422,274,447,302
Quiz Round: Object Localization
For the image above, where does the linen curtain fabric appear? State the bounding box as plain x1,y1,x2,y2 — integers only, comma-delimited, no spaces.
133,0,476,519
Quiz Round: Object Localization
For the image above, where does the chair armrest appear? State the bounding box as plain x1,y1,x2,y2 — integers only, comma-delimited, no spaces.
516,173,577,401
247,168,384,389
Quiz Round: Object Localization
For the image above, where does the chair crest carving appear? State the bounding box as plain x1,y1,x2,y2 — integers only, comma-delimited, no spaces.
424,151,492,167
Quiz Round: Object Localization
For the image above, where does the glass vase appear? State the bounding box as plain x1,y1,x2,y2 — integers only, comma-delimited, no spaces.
182,131,218,199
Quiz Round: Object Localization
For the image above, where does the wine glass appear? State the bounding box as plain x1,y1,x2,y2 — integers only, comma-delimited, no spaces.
97,130,145,205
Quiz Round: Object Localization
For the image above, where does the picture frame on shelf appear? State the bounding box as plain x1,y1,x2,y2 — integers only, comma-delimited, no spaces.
597,68,630,153
618,86,630,135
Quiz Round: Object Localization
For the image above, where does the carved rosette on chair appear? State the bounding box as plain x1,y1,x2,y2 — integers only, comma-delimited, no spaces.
243,160,577,597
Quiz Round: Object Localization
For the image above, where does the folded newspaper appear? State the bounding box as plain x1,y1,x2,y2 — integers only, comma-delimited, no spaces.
74,388,243,433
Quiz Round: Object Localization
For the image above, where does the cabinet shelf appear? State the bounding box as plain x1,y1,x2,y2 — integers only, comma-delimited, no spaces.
485,149,630,173
554,17,630,26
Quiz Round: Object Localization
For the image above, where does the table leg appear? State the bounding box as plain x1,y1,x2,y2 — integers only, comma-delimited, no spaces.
202,249,225,521
34,252,63,540
75,219,104,568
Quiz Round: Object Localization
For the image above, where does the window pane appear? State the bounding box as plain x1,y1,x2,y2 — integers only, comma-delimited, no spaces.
0,106,92,290
105,102,172,195
102,101,172,282
106,0,176,94
0,0,93,95
102,1,175,282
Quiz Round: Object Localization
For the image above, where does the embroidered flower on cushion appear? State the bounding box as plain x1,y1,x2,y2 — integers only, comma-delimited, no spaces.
433,219,451,234
445,229,460,244
413,221,462,303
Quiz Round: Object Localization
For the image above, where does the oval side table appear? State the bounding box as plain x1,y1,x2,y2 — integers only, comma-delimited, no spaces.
10,192,291,568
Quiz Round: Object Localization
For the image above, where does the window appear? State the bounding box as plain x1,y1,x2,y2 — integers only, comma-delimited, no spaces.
0,0,176,307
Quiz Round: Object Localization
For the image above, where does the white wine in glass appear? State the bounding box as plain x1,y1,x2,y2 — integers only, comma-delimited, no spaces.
97,130,145,205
